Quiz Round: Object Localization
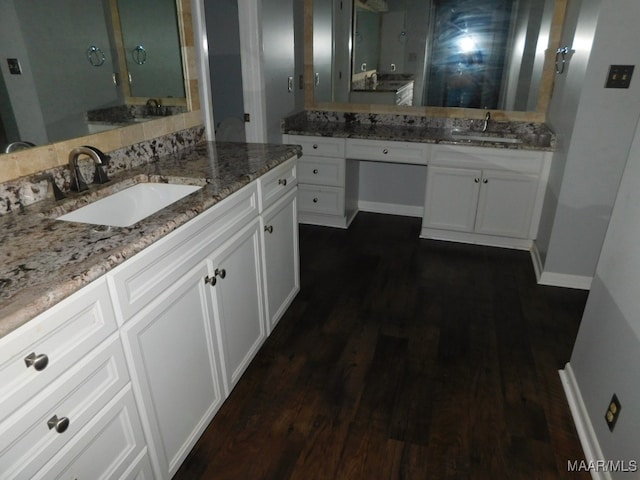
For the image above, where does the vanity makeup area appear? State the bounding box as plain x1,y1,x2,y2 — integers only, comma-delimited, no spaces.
0,0,565,478
289,0,564,250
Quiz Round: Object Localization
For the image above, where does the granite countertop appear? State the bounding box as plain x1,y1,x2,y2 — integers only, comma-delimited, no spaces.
0,141,301,338
282,111,555,151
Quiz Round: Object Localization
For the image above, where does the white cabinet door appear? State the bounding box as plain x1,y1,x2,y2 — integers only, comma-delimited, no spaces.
475,170,539,238
261,189,300,333
120,262,224,479
209,218,266,394
423,166,481,232
31,387,148,480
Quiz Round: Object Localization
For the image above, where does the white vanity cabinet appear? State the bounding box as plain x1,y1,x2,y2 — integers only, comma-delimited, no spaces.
257,157,300,332
0,278,148,480
0,155,300,480
118,260,226,479
261,188,299,333
112,156,298,479
422,145,550,248
283,134,359,228
207,217,266,393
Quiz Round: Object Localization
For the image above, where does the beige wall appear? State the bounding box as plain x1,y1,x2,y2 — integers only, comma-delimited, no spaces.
0,0,203,184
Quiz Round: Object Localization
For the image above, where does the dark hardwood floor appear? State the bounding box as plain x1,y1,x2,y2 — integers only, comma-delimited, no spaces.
174,213,590,479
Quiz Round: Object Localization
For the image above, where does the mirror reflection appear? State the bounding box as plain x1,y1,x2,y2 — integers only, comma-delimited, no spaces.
314,0,557,112
0,0,186,152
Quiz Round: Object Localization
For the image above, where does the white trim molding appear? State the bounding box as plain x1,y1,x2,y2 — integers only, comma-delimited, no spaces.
237,0,267,143
530,243,593,290
559,364,611,480
191,0,215,141
357,201,423,218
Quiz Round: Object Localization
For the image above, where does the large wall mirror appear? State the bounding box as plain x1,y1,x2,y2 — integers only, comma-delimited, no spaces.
308,0,567,121
0,0,189,154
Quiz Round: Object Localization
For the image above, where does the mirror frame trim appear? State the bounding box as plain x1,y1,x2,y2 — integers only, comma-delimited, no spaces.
0,0,203,184
303,0,568,123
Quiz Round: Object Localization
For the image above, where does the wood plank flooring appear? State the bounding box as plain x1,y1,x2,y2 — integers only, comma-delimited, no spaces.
174,213,590,479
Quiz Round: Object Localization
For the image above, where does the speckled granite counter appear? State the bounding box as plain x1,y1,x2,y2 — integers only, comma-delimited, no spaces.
282,111,555,151
0,141,301,338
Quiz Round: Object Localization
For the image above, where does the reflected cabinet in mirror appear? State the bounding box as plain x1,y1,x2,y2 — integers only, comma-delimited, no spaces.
309,0,567,120
0,0,188,153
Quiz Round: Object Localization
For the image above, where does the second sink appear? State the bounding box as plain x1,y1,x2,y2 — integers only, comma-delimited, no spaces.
57,183,202,227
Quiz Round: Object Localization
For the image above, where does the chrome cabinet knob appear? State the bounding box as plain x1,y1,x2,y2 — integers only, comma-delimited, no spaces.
383,148,389,154
215,268,226,279
474,178,480,183
25,352,49,371
278,178,287,186
204,275,216,286
313,197,318,203
313,169,319,174
47,415,70,434
264,225,274,234
312,144,318,149
482,178,488,184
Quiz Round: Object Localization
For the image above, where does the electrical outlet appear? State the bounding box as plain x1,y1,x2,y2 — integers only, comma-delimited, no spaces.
604,394,621,432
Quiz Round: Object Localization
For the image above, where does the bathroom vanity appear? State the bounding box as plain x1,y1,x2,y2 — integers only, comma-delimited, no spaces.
283,111,554,250
0,143,300,479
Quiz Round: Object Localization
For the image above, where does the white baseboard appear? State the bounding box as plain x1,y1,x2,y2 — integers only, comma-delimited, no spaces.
539,272,592,290
530,242,544,280
420,227,533,250
357,201,423,218
559,364,611,480
530,243,592,290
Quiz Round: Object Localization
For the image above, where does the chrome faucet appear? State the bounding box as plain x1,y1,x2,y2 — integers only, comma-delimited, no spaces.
146,98,162,116
68,146,110,192
482,111,491,132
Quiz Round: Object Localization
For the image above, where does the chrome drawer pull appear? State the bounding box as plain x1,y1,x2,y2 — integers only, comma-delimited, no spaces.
264,225,274,234
278,178,287,186
204,275,216,286
313,169,319,174
313,198,318,203
215,268,226,279
47,415,70,434
312,144,318,149
383,148,389,154
25,352,49,371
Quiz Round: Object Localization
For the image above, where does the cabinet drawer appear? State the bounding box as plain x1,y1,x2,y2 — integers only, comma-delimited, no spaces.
430,145,545,173
0,277,117,425
298,156,345,187
109,183,259,323
258,156,297,212
298,185,345,216
0,336,130,480
32,387,148,480
286,135,345,158
346,139,429,165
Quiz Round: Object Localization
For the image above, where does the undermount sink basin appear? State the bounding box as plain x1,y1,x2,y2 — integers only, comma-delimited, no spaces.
450,132,523,144
57,183,202,227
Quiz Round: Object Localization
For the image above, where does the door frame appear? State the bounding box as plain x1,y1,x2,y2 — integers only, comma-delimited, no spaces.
192,0,267,143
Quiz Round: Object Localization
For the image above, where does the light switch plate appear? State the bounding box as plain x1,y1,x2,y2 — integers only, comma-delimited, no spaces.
606,65,634,88
7,58,22,75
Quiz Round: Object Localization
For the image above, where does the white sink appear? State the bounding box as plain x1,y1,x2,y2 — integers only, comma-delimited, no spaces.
450,132,523,144
57,183,202,227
